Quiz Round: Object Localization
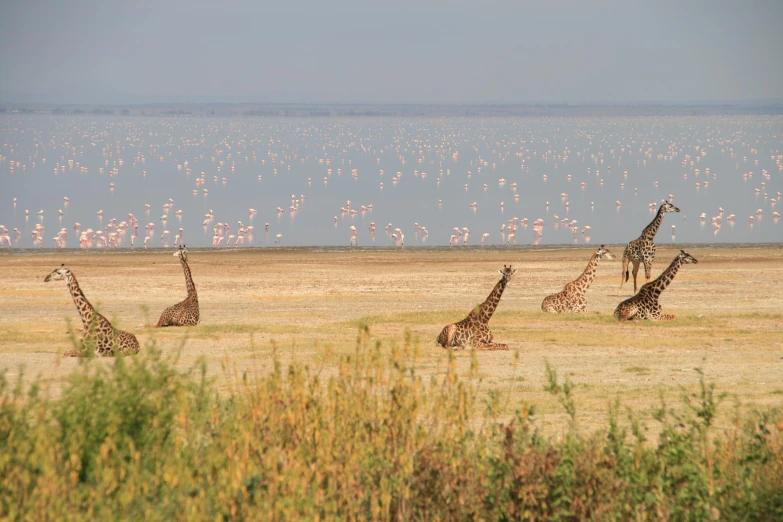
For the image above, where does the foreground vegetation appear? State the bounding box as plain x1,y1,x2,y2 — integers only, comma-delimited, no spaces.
1,329,781,521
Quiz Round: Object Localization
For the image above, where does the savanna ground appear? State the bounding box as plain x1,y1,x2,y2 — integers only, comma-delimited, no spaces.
1,245,781,436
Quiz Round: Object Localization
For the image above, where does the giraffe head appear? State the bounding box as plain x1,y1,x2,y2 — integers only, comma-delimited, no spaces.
174,245,188,261
596,244,615,261
44,264,70,282
661,200,680,213
498,265,517,282
678,250,698,264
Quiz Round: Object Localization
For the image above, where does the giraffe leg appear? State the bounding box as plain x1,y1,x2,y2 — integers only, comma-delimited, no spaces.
636,307,655,320
475,342,509,351
474,327,507,350
618,255,630,295
631,261,641,293
648,304,675,321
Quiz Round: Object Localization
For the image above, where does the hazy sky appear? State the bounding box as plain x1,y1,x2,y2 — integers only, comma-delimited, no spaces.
1,0,781,104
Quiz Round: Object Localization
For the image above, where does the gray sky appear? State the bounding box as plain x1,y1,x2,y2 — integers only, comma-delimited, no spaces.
1,0,781,104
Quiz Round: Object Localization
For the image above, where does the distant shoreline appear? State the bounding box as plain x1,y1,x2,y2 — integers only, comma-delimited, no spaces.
2,102,783,118
2,243,781,257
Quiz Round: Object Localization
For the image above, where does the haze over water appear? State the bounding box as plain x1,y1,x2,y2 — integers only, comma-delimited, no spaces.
1,114,781,249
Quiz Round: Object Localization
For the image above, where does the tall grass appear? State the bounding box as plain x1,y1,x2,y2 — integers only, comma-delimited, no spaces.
1,328,781,520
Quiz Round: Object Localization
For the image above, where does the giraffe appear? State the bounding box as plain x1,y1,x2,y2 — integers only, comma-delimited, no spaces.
541,245,615,313
614,250,698,321
618,200,680,295
44,264,140,356
437,265,516,350
156,245,200,327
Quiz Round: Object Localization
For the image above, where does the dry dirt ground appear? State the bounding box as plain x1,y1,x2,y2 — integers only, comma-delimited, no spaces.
1,246,781,435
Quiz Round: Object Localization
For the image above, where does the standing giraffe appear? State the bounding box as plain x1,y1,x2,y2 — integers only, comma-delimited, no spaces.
44,265,139,356
156,245,200,327
542,245,615,313
619,200,680,295
437,265,516,350
614,250,698,321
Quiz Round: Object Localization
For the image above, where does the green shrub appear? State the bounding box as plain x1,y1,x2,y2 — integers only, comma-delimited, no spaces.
0,329,781,521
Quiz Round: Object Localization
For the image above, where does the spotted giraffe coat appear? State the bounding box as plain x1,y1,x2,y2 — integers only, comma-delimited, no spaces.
542,245,614,313
45,265,139,356
614,250,698,321
156,247,200,327
619,201,680,294
437,265,516,350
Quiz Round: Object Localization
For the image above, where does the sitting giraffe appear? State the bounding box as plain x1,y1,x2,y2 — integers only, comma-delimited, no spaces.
619,200,680,295
437,265,516,350
614,250,698,322
542,245,615,313
44,264,140,356
156,245,200,327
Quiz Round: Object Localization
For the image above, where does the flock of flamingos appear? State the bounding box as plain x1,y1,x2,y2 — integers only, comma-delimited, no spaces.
44,201,695,356
2,117,781,250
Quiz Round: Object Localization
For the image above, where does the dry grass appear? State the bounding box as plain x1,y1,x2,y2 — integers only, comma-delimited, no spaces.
1,246,782,435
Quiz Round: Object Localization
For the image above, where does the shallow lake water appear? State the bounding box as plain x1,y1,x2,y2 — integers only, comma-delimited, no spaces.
1,115,781,249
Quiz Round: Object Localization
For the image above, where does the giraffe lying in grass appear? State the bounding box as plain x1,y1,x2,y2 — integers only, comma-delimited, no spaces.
437,265,516,350
156,245,200,327
541,245,614,313
614,250,698,322
45,264,139,356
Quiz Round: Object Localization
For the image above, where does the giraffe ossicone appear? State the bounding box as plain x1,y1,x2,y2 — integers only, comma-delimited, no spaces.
156,245,200,327
542,245,615,313
437,265,516,350
614,250,698,321
44,264,140,357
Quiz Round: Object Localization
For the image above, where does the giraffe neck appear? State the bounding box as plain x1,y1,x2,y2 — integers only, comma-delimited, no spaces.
479,277,507,323
573,251,599,290
181,256,197,297
640,205,667,240
66,273,96,327
648,257,683,298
